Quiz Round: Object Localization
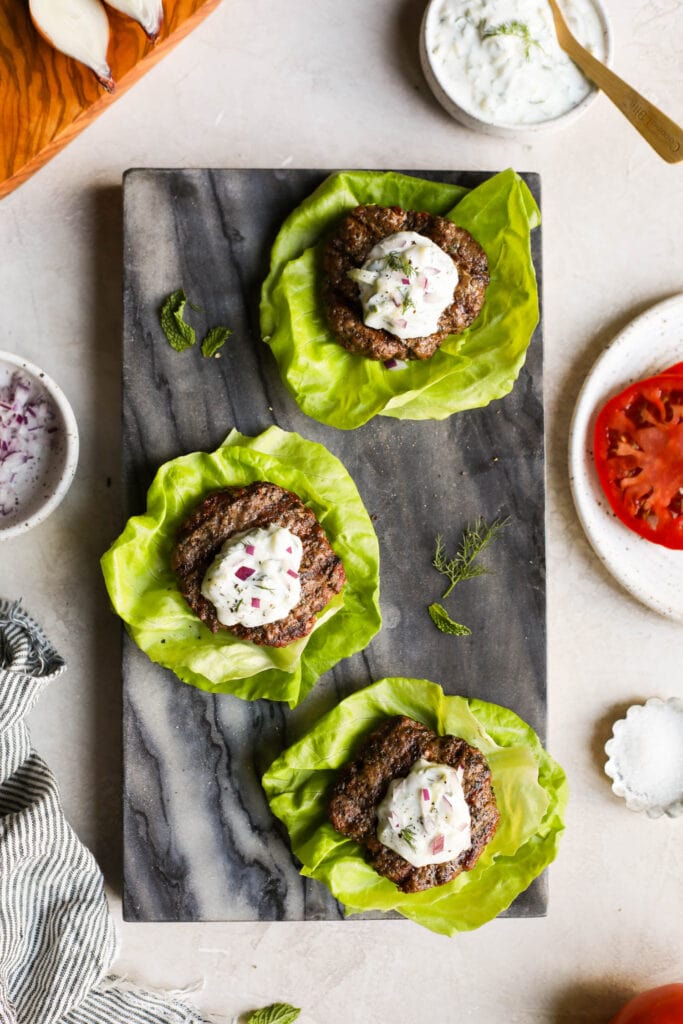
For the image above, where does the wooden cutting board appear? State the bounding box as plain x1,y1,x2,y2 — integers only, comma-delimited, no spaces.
0,0,221,200
120,168,547,923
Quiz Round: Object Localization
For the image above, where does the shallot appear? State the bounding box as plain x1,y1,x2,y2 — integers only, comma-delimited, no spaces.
30,0,114,91
103,0,164,40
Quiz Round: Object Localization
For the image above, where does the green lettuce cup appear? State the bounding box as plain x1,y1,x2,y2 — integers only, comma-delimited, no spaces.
262,677,567,934
260,169,540,429
101,427,381,707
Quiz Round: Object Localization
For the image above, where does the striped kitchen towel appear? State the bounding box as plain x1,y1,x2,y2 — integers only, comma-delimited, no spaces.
0,599,211,1024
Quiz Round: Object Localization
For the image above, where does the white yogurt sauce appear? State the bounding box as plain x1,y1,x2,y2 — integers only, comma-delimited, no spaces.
376,758,472,867
348,231,458,340
428,0,606,126
201,524,303,628
0,371,59,524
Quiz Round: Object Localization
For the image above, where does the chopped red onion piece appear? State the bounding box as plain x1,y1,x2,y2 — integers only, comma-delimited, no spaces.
286,546,292,553
235,565,255,581
422,788,430,802
286,569,298,579
401,277,410,285
251,597,261,608
245,543,255,555
384,358,398,369
431,834,445,855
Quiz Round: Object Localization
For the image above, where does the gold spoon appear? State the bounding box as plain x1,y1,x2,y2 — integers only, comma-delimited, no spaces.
547,0,683,163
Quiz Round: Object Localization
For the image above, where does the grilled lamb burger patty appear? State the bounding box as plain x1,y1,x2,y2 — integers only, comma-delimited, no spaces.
172,481,345,647
322,205,489,361
328,715,500,893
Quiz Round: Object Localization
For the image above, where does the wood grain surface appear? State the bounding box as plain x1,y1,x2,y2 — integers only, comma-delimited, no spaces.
0,0,221,200
120,168,547,923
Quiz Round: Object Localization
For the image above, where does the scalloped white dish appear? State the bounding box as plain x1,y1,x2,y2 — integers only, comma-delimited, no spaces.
0,351,79,541
605,698,683,818
568,294,683,620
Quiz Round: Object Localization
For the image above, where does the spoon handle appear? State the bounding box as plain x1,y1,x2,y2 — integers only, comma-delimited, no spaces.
548,0,683,163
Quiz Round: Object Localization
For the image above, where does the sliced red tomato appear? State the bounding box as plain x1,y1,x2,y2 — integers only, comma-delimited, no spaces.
594,362,683,549
609,983,683,1024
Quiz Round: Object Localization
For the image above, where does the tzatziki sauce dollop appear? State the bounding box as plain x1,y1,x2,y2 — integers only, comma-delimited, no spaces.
201,524,303,628
376,758,472,867
427,0,607,126
348,231,458,340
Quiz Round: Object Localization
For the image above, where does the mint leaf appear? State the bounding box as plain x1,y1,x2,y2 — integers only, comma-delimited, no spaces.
159,289,196,352
201,325,232,358
428,603,471,637
247,1004,301,1024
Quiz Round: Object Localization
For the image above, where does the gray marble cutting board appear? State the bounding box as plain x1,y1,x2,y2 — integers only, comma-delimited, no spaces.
121,168,545,923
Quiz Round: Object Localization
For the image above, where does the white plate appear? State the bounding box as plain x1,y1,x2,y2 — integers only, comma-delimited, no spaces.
569,294,683,620
0,351,79,541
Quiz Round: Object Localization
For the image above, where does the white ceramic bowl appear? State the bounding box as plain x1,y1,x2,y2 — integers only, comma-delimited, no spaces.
0,351,79,541
419,0,613,137
605,698,683,818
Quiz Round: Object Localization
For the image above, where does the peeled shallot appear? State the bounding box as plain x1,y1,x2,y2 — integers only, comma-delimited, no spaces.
103,0,164,40
30,0,115,91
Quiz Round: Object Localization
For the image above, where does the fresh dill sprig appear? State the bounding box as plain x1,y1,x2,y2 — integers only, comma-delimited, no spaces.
385,251,415,277
401,291,415,314
479,19,541,60
433,516,509,599
398,824,417,848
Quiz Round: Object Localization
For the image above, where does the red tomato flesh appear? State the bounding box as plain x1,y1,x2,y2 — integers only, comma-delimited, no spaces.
594,363,683,549
610,983,683,1024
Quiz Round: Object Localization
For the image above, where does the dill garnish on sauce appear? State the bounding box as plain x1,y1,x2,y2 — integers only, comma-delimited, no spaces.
478,18,541,60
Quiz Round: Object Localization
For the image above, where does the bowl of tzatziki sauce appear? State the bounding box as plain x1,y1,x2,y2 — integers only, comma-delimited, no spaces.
420,0,612,135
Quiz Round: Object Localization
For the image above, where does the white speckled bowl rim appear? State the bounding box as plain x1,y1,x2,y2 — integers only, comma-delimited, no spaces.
568,294,683,621
0,351,79,541
419,0,613,137
604,697,683,818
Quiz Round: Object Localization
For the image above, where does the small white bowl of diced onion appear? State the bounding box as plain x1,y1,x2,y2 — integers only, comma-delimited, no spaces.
0,351,79,541
420,0,612,137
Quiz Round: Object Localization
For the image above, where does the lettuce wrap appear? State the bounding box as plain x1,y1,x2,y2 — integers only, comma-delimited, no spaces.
262,677,567,934
101,427,381,707
260,169,540,429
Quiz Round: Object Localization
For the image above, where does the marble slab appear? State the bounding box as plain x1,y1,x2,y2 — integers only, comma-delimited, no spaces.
121,169,545,922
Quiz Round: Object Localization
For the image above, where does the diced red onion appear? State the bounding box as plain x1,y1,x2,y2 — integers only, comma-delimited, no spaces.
286,546,292,554
401,277,410,285
431,834,445,855
235,565,255,581
245,544,255,555
396,318,408,329
287,569,298,579
422,788,430,802
251,597,261,608
384,358,398,369
0,372,56,517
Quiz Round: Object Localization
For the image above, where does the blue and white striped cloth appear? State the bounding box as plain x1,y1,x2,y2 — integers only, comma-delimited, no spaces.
0,599,212,1024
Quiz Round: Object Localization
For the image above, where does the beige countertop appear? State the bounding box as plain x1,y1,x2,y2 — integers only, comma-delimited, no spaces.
1,1,682,1020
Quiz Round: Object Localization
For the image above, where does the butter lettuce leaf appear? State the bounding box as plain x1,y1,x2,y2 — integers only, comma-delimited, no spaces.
100,427,381,707
260,169,539,429
262,677,567,934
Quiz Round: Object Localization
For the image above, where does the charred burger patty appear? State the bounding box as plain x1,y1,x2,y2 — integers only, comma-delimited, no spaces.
172,481,345,647
328,715,500,893
322,204,489,361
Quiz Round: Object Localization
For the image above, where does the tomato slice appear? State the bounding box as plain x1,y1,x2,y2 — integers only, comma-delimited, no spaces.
609,983,683,1024
594,362,683,549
